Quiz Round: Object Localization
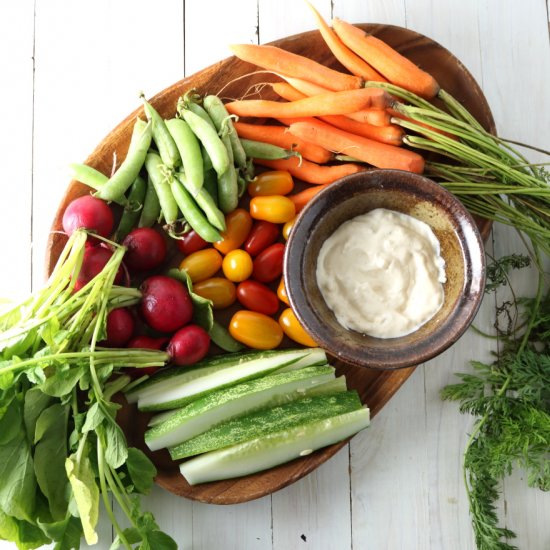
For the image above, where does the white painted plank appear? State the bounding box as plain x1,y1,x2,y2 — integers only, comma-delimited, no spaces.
332,0,407,26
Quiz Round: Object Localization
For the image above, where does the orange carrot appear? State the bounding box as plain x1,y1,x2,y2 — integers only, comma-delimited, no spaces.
233,122,333,164
288,119,424,173
271,82,308,102
345,109,391,127
229,43,362,92
332,18,440,99
318,115,404,146
288,184,330,213
225,88,391,119
305,1,386,82
254,157,364,185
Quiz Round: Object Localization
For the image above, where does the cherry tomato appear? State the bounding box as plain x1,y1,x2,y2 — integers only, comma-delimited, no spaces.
282,217,296,241
176,230,208,256
252,243,285,283
222,249,253,282
214,208,253,255
229,310,283,350
193,277,237,309
247,170,294,197
236,280,280,315
179,248,222,283
243,220,280,257
277,277,290,306
279,308,317,347
250,196,296,224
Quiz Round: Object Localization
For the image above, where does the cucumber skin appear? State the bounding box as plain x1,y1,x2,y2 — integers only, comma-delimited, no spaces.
170,386,358,460
145,365,336,446
179,407,370,485
137,348,328,412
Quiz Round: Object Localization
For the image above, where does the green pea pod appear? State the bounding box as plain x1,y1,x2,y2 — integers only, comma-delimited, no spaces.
240,138,300,160
201,145,213,172
96,119,152,202
208,320,244,352
217,164,239,214
144,152,179,225
69,163,108,190
237,173,247,198
169,178,221,243
139,175,161,227
203,169,218,206
182,110,230,177
176,172,225,232
165,118,204,194
142,98,181,169
203,95,247,170
114,175,147,241
185,101,216,128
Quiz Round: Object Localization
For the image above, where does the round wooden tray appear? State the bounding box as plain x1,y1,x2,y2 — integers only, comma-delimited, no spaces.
46,24,495,505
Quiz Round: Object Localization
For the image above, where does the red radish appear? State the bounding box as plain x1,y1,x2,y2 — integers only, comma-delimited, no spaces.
127,335,168,350
62,195,114,238
122,228,167,271
176,230,209,256
74,245,124,291
140,275,193,333
167,324,210,366
103,308,135,347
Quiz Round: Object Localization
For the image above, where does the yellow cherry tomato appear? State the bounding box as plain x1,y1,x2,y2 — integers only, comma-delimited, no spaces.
277,277,290,306
279,308,317,347
179,248,222,283
229,310,284,350
214,208,253,255
192,277,237,309
247,170,294,197
282,217,296,241
250,196,296,224
222,249,253,282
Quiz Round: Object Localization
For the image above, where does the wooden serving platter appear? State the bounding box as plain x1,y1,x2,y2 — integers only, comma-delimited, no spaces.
46,24,495,505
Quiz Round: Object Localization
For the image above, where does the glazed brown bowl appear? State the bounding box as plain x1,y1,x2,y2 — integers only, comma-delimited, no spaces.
284,170,486,370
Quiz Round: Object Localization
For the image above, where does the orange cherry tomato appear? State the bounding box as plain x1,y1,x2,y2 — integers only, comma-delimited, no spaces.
250,196,296,224
279,308,317,347
282,217,296,241
229,310,283,350
214,208,253,255
222,249,253,282
179,248,222,283
192,277,237,309
247,170,294,197
277,277,290,306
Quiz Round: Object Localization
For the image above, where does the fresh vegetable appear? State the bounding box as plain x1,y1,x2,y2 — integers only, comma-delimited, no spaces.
122,227,167,271
69,162,109,193
282,218,295,240
167,324,211,366
145,364,336,451
279,307,317,347
243,220,280,257
247,170,294,197
332,17,440,98
229,310,284,350
229,43,362,91
222,249,254,282
138,175,161,228
104,307,135,347
193,277,237,309
176,229,209,256
208,320,245,352
62,195,114,238
74,245,124,290
169,376,349,459
239,138,299,161
288,183,329,213
179,248,223,283
140,275,193,333
214,208,253,255
144,151,179,226
249,195,296,224
114,175,147,241
252,243,285,283
126,348,327,410
236,280,280,316
319,114,404,145
179,407,370,484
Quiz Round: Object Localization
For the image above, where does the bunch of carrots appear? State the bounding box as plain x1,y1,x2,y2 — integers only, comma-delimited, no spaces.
221,2,440,210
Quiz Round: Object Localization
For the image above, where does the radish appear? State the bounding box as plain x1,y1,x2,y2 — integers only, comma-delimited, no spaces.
122,228,167,271
167,324,210,366
74,245,124,291
62,195,114,238
127,335,168,376
140,275,193,333
104,308,135,347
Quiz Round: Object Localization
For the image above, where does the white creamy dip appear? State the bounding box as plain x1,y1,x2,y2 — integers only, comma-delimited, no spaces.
316,208,446,339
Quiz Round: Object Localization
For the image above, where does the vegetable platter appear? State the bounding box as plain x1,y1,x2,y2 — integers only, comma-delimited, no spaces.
42,23,495,505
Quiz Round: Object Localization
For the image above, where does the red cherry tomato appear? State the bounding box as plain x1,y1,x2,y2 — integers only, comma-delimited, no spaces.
252,243,285,283
243,221,280,257
229,310,283,350
176,230,209,256
236,280,280,315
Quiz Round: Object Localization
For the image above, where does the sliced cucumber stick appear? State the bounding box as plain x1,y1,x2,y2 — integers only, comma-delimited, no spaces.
179,407,370,485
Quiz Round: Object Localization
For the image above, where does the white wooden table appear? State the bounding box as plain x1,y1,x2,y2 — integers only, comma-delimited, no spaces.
1,1,550,549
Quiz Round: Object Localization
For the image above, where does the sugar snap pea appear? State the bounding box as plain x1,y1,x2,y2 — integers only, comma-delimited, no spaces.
240,138,300,160
96,118,152,202
185,101,216,128
217,164,239,214
144,152,179,225
203,169,218,206
69,163,108,190
139,175,161,227
208,320,244,352
114,175,146,241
